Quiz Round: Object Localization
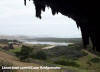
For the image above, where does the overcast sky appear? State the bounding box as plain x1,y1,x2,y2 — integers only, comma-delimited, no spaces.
0,0,81,38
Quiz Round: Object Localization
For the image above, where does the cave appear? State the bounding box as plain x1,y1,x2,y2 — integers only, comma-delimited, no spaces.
24,0,98,51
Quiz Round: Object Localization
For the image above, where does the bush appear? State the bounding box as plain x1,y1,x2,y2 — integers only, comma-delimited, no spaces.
15,45,34,61
54,59,80,67
90,58,100,63
54,59,67,66
15,45,47,61
44,45,88,60
35,51,47,60
24,58,34,62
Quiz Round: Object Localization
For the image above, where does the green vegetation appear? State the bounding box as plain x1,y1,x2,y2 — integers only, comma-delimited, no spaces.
15,45,47,61
90,58,100,63
54,59,80,67
35,51,47,60
6,43,100,72
44,45,88,59
0,39,21,44
15,45,34,61
0,38,100,72
9,47,21,53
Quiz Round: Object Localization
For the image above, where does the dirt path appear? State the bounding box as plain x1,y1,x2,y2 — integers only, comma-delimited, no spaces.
82,49,100,58
42,45,56,49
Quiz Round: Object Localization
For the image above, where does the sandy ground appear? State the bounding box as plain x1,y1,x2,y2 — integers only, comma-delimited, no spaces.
42,45,56,49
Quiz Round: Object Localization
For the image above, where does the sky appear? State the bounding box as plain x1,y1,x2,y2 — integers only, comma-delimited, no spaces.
0,0,81,38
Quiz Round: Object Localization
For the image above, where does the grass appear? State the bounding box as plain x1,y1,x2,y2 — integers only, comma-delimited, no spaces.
75,51,100,72
0,40,100,72
7,44,100,72
9,48,21,53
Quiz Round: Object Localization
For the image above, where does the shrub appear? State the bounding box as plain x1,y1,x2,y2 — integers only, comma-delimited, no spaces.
44,45,88,59
66,60,80,67
15,45,47,61
24,58,34,62
15,45,34,61
54,59,67,66
54,59,80,67
90,58,100,63
35,51,47,60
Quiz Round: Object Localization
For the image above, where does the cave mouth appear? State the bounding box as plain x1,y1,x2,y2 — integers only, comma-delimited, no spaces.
24,0,82,38
32,7,82,38
24,0,98,52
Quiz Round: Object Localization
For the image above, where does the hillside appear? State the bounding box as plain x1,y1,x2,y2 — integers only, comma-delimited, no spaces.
0,38,100,72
